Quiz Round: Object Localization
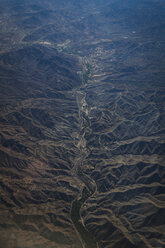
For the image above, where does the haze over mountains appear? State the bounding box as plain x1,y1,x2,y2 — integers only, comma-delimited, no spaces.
0,0,165,248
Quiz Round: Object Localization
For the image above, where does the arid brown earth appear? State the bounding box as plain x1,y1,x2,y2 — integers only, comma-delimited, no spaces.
0,0,165,248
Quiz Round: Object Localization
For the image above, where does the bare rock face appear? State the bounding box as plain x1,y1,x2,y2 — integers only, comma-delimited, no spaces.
0,1,165,248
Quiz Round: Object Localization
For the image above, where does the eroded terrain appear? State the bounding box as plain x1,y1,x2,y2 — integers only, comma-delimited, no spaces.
0,1,165,248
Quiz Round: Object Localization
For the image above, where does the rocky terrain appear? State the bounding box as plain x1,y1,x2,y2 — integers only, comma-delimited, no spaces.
0,0,165,248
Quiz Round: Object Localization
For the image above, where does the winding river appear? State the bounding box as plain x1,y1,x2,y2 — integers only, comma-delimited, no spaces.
70,61,98,248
